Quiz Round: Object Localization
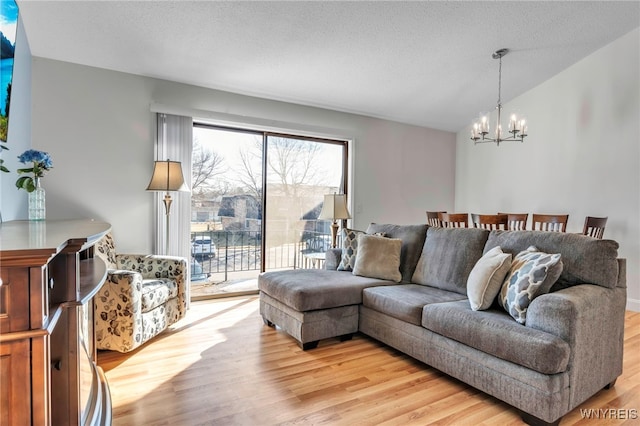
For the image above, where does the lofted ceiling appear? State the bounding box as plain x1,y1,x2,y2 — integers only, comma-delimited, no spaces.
16,1,640,133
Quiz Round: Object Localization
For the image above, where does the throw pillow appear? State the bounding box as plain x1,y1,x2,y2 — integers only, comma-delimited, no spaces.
366,223,428,283
411,227,489,295
337,228,364,271
352,234,402,282
467,246,512,311
498,246,563,324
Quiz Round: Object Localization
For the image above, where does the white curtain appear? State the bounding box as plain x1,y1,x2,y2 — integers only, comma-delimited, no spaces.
154,113,193,302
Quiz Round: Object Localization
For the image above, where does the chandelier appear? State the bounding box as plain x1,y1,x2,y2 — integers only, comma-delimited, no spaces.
471,48,528,145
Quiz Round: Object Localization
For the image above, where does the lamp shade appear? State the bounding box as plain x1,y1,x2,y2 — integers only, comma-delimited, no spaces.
318,193,351,221
146,160,187,192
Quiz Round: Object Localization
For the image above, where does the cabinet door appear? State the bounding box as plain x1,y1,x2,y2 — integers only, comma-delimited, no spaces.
0,339,31,425
0,268,30,333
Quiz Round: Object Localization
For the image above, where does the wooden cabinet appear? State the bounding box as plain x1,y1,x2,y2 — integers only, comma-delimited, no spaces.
0,220,112,426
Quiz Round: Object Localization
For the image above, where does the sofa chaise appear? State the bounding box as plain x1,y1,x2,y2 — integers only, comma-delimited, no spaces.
258,223,626,425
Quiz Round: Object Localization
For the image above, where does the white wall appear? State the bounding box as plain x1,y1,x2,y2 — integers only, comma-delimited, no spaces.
455,29,640,311
0,16,31,221
29,58,455,253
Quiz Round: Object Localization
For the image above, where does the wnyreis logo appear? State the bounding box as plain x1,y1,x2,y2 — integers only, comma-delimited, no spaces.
580,408,638,420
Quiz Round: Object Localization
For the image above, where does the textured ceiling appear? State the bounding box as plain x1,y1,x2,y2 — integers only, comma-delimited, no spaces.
16,1,640,132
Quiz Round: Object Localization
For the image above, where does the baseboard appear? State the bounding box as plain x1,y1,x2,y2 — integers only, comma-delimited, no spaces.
626,298,640,312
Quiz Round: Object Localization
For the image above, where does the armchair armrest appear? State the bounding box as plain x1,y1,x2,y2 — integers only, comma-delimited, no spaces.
94,270,144,352
116,254,187,280
526,283,626,408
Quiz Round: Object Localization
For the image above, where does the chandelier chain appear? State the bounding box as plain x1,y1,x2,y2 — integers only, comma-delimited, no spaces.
497,56,502,107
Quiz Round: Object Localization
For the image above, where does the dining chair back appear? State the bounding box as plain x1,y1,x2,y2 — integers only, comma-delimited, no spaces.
498,213,529,231
440,212,469,228
470,213,509,230
532,214,569,232
426,211,446,227
582,216,607,239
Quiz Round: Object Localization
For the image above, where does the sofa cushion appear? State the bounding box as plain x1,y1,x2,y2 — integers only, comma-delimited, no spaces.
498,246,563,324
467,246,512,311
412,227,490,295
422,300,571,375
352,234,402,282
337,228,364,271
365,223,428,283
363,284,466,325
484,230,619,289
258,269,391,311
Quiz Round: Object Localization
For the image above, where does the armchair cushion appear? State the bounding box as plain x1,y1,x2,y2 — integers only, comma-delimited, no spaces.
141,278,179,313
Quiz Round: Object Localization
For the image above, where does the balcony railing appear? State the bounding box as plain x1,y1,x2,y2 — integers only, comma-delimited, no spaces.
191,230,332,281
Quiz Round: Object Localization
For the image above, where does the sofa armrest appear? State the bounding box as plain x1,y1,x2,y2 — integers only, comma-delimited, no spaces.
324,248,342,270
526,283,626,408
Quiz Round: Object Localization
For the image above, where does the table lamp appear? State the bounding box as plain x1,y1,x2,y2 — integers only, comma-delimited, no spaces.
318,193,351,249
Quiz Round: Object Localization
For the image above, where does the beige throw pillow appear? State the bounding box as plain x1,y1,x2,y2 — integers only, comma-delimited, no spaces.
467,246,512,311
352,234,402,282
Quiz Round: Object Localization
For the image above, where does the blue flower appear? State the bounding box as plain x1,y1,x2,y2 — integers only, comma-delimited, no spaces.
18,149,53,168
16,149,53,192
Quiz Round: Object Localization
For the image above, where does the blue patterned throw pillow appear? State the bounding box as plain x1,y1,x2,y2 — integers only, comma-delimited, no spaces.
338,228,364,271
498,246,562,324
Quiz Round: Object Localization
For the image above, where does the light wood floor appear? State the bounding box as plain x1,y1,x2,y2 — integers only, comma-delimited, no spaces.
98,296,640,425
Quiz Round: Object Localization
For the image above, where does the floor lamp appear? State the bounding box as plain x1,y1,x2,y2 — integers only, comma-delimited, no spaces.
146,160,187,254
318,193,351,249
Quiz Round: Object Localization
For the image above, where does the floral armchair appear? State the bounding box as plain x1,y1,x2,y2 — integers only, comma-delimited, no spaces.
93,233,188,353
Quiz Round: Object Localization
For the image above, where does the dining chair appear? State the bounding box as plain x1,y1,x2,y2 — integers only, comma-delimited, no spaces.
582,216,607,239
426,211,446,227
498,212,529,230
440,212,469,228
470,213,508,230
532,214,569,232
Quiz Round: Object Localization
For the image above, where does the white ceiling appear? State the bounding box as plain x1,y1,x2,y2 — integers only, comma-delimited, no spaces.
16,1,640,132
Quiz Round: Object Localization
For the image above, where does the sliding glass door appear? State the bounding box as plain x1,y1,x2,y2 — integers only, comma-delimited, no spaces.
190,124,347,299
264,135,346,272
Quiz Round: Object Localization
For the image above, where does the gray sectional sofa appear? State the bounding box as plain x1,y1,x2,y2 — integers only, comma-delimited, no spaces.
258,223,626,425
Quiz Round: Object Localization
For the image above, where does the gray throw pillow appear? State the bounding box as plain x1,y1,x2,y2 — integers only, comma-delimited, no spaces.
352,234,402,283
412,227,489,295
498,246,563,324
366,223,428,283
338,228,364,271
467,246,512,311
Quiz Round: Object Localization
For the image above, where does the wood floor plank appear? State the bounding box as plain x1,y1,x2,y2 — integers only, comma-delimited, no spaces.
99,296,640,425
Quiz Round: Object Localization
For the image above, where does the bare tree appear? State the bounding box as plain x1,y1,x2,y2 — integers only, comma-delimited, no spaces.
236,136,329,198
267,137,325,197
236,136,263,200
192,140,228,196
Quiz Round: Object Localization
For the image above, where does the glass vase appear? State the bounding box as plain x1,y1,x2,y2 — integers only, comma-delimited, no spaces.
28,178,46,221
